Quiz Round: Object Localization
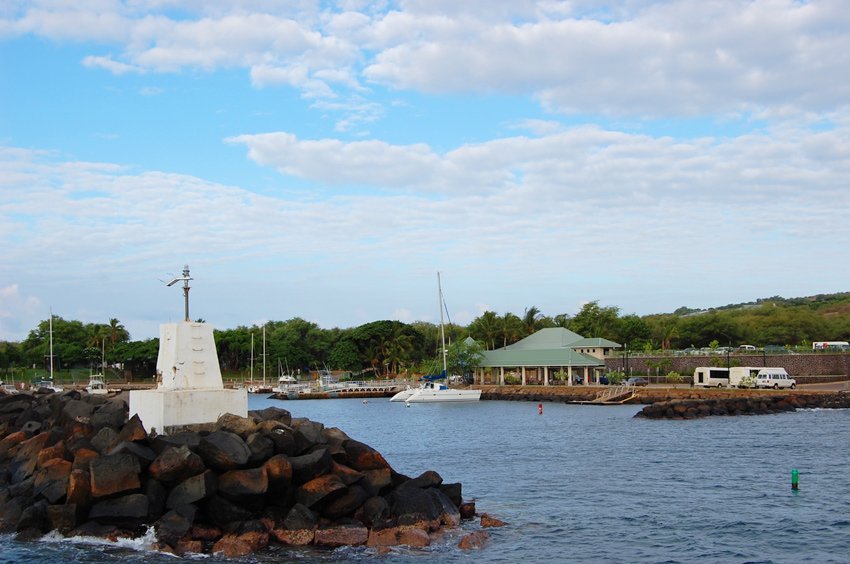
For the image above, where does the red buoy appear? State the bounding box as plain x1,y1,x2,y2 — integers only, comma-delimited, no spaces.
538,403,543,415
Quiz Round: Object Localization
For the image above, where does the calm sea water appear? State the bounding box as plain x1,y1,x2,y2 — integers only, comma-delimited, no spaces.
2,396,848,563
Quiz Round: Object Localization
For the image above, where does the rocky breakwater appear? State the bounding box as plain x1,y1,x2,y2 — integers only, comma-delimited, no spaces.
0,390,481,556
635,392,850,420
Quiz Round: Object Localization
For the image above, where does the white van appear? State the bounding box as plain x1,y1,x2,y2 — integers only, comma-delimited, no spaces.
755,368,796,389
729,366,761,388
693,367,729,388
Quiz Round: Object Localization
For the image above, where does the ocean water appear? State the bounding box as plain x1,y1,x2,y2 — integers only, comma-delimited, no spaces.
2,396,848,563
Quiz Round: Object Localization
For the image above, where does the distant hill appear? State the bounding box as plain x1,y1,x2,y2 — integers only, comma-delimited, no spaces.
672,292,850,317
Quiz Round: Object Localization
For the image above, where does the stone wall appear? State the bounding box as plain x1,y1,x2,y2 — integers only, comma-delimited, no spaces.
604,353,850,378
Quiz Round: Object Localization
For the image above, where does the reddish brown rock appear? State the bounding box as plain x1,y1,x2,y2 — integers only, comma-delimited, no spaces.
458,530,489,550
72,448,99,471
360,468,392,496
89,453,141,498
212,534,253,558
263,454,292,491
314,524,368,547
480,513,507,527
459,501,476,519
344,440,390,471
217,466,268,500
367,525,431,548
0,431,28,458
175,538,203,555
190,523,222,541
37,442,68,468
295,474,347,508
33,458,72,503
331,461,364,486
269,527,314,546
148,445,205,485
216,413,259,438
10,433,50,483
113,414,148,444
66,469,92,509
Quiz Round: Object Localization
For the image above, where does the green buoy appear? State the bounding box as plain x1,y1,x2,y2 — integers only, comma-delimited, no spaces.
791,468,799,490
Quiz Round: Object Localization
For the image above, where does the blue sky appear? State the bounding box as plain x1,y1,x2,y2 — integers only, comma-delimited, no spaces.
2,0,850,341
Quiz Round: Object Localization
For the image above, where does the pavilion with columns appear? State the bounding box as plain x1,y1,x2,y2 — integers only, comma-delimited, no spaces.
473,327,621,386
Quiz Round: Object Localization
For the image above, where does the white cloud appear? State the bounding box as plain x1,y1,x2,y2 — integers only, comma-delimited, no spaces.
82,55,143,75
0,283,41,341
5,1,850,123
2,120,850,340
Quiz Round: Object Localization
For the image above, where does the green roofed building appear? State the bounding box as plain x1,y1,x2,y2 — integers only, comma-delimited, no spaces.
475,327,621,386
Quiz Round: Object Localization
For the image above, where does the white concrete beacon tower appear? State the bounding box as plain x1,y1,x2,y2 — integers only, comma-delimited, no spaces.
129,265,248,434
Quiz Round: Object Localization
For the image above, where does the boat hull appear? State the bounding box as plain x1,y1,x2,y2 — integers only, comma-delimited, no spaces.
405,388,481,403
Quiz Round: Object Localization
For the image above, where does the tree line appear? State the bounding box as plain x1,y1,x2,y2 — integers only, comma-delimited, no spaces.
2,294,848,380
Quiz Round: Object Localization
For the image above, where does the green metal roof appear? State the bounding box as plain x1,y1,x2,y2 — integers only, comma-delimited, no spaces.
503,327,584,349
480,347,601,367
478,328,616,368
569,337,622,349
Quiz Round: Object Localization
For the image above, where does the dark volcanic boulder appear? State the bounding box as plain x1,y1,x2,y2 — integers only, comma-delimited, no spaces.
148,445,205,485
249,406,292,426
263,454,293,491
61,400,96,425
89,453,141,498
295,474,347,508
293,420,326,454
155,504,197,546
197,431,250,471
89,493,150,527
257,422,296,455
46,503,78,534
321,484,369,519
245,433,274,465
204,494,254,528
290,448,332,484
166,470,216,509
344,440,390,471
216,413,258,438
282,502,317,530
217,467,268,501
32,458,72,503
89,399,130,431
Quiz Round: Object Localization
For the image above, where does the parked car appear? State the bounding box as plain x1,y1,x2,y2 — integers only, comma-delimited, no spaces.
599,375,609,385
625,377,649,387
755,368,796,389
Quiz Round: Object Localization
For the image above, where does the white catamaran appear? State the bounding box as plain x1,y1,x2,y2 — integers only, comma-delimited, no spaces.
390,273,481,404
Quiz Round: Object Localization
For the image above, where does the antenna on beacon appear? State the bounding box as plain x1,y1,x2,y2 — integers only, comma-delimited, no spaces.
164,264,193,322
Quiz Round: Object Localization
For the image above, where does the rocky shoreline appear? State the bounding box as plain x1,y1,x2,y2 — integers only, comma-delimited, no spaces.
634,392,850,419
0,389,491,556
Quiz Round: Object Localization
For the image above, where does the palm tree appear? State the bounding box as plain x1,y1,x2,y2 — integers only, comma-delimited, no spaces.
108,318,130,346
383,322,414,375
469,311,501,350
522,306,542,336
500,313,524,347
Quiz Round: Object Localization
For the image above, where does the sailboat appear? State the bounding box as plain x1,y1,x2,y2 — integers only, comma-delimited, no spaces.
247,325,273,394
390,273,481,403
272,359,309,394
86,339,108,395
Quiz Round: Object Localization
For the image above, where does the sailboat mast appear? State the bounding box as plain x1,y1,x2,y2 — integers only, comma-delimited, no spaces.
49,308,54,381
250,333,254,384
438,272,447,376
262,324,267,387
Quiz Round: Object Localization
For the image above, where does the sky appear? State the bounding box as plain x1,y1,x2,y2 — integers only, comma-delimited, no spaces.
2,0,850,342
